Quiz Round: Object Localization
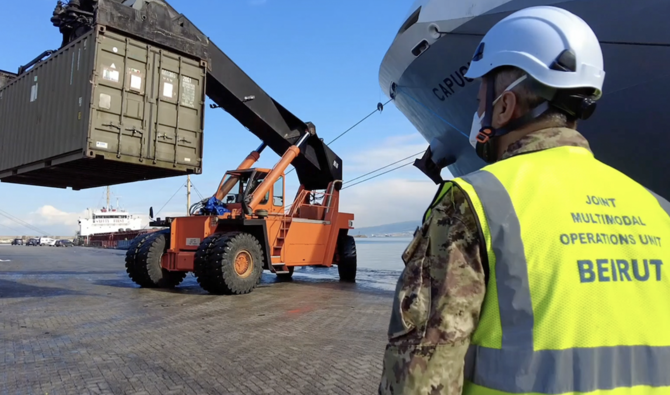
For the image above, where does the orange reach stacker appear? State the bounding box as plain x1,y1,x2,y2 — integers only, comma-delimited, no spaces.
125,127,357,295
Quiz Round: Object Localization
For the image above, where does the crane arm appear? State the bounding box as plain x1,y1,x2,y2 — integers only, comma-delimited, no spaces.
246,133,311,213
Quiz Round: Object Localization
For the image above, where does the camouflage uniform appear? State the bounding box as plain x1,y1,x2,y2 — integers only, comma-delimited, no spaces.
378,127,592,395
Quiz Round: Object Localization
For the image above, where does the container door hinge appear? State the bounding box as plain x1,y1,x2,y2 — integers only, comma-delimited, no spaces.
103,122,120,130
126,127,145,162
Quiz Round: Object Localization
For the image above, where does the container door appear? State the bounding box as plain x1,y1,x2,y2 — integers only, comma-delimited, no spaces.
91,31,150,162
148,48,205,169
90,30,205,171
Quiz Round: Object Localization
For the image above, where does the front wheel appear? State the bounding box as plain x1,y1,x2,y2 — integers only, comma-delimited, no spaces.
276,266,294,281
194,231,264,295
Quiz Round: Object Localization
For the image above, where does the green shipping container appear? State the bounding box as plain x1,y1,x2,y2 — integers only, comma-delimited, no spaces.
0,26,206,190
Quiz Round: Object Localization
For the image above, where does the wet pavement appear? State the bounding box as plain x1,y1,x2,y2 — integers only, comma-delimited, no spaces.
0,245,399,395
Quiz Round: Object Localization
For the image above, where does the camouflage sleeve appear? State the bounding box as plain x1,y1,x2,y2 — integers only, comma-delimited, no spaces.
379,184,487,395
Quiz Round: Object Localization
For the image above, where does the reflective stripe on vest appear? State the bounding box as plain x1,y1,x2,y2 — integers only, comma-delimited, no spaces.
441,146,670,394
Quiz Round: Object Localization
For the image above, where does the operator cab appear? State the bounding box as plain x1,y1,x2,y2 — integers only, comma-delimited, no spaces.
219,168,285,216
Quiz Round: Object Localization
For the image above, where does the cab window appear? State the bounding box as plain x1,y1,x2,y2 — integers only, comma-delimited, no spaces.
273,176,284,206
256,177,270,204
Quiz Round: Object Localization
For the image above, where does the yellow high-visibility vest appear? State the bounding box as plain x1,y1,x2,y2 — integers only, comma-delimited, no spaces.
426,145,670,394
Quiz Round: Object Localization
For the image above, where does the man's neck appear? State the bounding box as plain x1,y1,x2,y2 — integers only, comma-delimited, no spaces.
496,120,566,160
498,126,591,161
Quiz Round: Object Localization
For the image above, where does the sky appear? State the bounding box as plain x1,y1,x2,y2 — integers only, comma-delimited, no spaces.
0,0,452,236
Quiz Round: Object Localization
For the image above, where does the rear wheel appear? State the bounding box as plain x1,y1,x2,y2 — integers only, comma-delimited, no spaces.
337,235,357,282
194,231,264,295
276,266,294,281
125,230,187,288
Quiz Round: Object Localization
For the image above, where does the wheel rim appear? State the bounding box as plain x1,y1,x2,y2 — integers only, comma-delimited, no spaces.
234,250,253,278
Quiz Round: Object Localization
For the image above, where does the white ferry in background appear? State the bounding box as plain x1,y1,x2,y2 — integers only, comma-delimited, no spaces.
77,186,142,237
77,206,143,237
380,0,670,199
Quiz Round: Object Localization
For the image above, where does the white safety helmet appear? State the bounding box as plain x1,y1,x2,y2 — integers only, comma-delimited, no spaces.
464,5,605,99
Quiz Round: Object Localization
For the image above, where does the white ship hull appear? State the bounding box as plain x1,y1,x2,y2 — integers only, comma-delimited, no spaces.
380,0,670,198
78,186,144,237
78,221,143,237
78,208,143,237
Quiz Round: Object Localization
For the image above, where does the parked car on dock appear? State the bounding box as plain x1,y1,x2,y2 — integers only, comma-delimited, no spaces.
11,239,23,245
26,238,39,246
55,240,73,247
39,237,56,246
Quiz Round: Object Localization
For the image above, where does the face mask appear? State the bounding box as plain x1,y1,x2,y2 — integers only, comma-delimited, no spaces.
469,74,528,149
469,111,483,149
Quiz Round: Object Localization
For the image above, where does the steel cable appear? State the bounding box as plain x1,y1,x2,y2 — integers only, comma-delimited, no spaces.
286,99,393,175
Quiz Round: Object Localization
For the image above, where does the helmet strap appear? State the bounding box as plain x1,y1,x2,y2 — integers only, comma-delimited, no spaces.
496,101,550,136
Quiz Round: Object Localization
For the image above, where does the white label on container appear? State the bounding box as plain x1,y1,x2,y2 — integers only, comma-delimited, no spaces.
30,83,38,102
96,141,108,149
181,76,196,107
184,157,191,162
162,70,177,79
103,68,119,83
113,47,118,53
185,238,201,246
163,82,173,98
99,93,111,109
130,75,142,90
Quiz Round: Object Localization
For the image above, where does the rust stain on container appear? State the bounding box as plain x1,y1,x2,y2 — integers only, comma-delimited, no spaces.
0,69,16,89
0,27,206,190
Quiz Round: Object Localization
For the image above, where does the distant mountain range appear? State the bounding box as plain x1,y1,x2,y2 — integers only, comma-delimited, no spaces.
352,221,419,236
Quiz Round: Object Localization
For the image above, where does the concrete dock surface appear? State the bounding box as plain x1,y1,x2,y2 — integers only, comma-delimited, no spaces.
0,245,397,395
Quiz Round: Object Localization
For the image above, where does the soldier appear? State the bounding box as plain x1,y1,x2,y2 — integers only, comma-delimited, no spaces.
379,5,670,394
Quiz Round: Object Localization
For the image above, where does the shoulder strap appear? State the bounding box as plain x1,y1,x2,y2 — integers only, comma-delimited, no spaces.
423,181,453,223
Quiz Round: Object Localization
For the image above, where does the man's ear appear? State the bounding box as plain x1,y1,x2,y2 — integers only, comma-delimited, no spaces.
493,91,518,128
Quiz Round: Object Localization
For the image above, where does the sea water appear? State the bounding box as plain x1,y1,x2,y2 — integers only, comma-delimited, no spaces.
355,237,410,272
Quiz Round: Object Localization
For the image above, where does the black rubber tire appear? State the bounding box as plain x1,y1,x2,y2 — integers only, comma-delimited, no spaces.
125,232,153,286
337,235,357,282
193,231,264,295
193,233,220,289
276,266,294,281
125,230,187,288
